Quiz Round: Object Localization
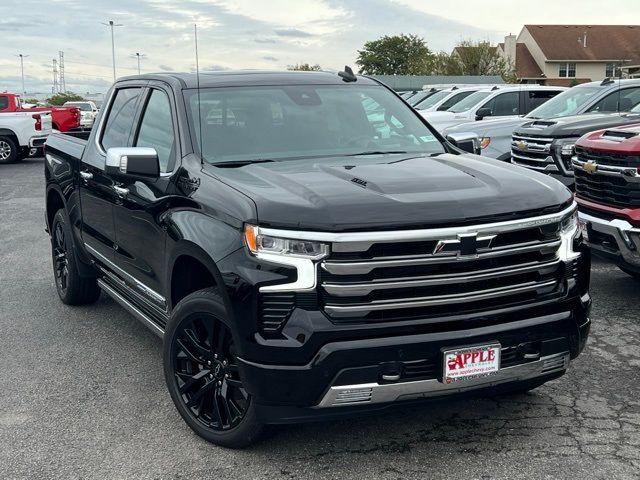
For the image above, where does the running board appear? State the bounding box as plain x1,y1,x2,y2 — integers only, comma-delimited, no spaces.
98,279,165,338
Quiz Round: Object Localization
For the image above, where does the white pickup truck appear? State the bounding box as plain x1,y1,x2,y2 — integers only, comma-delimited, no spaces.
420,85,565,133
0,110,52,163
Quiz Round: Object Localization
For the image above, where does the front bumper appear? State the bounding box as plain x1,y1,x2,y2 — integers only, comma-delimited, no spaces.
579,210,640,272
239,295,591,424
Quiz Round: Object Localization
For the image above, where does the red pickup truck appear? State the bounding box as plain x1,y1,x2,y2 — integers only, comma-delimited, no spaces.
0,92,80,132
573,125,640,279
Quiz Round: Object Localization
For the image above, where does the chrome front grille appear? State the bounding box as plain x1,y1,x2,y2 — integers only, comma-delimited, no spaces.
573,147,640,207
511,135,557,172
319,219,566,323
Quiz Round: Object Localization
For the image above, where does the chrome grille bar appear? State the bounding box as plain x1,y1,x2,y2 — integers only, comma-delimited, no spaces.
322,259,560,297
322,239,560,275
323,280,558,317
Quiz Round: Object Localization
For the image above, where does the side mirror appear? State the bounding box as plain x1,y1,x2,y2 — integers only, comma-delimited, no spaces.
105,147,160,179
446,132,481,155
475,107,491,121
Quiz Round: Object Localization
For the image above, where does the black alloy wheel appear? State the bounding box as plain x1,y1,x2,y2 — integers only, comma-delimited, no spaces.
53,220,70,295
171,313,249,431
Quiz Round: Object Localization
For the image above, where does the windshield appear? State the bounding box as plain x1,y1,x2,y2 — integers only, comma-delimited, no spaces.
186,85,445,164
526,86,602,119
448,91,492,113
65,102,91,111
408,90,438,106
414,90,451,110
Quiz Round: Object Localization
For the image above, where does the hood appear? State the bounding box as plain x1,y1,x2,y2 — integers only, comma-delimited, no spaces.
420,111,459,122
207,154,572,231
515,113,640,138
444,116,527,136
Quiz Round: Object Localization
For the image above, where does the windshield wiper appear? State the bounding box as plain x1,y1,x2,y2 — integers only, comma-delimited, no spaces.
346,150,408,156
212,159,275,167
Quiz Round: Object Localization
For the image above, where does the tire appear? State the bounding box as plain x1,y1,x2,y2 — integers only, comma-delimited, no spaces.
163,288,264,448
619,266,640,280
0,136,18,164
51,209,101,305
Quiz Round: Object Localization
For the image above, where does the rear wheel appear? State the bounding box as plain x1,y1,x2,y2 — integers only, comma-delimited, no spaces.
619,266,640,280
164,288,263,448
51,209,101,305
0,136,18,164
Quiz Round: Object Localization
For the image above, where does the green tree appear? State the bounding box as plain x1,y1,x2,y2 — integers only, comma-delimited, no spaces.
432,40,516,81
46,92,85,106
287,63,322,71
356,34,433,75
22,97,41,105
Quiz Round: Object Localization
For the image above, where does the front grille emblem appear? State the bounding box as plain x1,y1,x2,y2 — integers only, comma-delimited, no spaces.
516,140,528,151
583,160,598,174
433,233,496,258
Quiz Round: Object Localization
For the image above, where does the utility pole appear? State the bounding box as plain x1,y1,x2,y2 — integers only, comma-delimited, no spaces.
131,52,146,75
101,20,123,82
52,58,59,93
16,54,29,96
59,51,66,93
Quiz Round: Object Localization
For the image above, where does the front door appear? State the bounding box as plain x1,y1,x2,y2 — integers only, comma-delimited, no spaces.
111,85,179,313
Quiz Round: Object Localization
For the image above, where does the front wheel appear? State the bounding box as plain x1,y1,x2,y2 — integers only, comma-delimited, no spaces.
163,288,263,448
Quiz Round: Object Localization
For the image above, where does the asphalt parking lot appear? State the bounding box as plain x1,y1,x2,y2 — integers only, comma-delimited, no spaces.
1,156,639,480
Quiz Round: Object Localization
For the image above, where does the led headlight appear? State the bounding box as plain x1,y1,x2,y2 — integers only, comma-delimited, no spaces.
554,138,578,158
558,207,580,262
244,225,329,260
244,225,329,292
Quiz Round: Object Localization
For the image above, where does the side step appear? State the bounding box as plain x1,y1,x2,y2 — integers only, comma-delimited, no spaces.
98,279,165,338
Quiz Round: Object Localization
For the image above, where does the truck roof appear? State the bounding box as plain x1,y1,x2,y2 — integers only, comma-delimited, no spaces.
117,70,381,89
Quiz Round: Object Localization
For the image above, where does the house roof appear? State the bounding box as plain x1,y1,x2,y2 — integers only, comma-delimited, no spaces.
524,25,640,63
515,43,542,78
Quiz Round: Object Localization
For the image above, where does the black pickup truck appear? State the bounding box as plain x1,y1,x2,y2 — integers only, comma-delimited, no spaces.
511,112,640,187
44,71,591,448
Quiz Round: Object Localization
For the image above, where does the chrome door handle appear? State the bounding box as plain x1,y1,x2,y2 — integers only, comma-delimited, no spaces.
113,186,129,198
79,171,93,181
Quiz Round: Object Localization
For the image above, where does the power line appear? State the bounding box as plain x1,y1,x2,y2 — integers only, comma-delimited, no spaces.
16,54,29,96
59,51,66,93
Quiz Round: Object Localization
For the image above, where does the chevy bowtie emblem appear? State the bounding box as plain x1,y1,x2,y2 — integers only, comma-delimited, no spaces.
433,233,496,258
516,140,528,151
583,160,598,174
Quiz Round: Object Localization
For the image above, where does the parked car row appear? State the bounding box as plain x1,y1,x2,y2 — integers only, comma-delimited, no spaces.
0,92,98,164
428,79,640,280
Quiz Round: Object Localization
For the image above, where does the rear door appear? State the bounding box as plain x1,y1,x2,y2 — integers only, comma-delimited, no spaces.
111,83,180,311
79,85,144,264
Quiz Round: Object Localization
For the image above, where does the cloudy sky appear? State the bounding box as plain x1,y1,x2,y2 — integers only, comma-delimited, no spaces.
1,0,637,96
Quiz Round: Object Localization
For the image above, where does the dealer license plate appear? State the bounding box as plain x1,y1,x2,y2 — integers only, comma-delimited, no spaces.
442,343,501,384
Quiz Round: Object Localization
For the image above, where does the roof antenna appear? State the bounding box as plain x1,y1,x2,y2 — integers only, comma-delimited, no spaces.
338,65,357,82
194,23,204,164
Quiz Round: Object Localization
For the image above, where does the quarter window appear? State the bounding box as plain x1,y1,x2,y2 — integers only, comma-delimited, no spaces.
0,96,7,110
101,88,142,151
135,89,176,173
559,63,576,78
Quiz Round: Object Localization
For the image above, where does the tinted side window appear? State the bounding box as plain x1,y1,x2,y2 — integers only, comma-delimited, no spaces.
481,92,520,116
135,89,176,173
101,88,142,151
527,90,560,111
587,87,640,113
0,96,7,110
438,91,474,111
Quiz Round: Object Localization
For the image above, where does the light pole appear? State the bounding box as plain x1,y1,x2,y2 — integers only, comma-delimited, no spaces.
101,20,123,82
16,54,29,96
131,52,146,75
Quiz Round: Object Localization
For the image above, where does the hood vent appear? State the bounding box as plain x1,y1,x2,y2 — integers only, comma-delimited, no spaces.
601,129,639,141
529,120,556,129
